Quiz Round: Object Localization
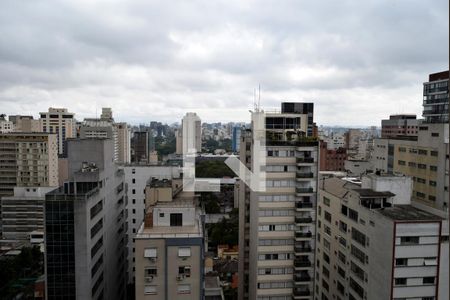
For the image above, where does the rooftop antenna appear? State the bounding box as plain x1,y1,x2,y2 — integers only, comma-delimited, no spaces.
258,84,261,111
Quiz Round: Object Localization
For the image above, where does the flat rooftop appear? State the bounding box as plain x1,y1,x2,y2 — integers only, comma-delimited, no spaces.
353,189,395,198
378,205,442,221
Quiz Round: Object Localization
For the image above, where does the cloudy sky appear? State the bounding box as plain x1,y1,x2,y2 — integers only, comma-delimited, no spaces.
0,0,448,126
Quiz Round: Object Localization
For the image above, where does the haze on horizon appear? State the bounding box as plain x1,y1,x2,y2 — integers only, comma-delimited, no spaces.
0,0,448,126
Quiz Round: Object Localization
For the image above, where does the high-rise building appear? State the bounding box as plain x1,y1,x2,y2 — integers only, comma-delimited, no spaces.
238,102,318,300
0,132,58,198
232,126,242,153
132,131,150,164
1,186,56,240
134,179,204,299
117,122,131,164
177,113,202,155
381,114,419,139
39,107,76,156
315,174,448,300
319,141,347,171
122,164,182,284
423,70,449,124
44,138,127,300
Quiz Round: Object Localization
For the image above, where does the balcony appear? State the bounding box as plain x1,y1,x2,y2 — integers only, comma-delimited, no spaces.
294,259,312,268
295,232,312,238
293,289,311,297
295,217,313,224
296,187,314,194
296,172,314,179
294,245,312,253
296,202,313,209
296,157,314,163
294,274,311,282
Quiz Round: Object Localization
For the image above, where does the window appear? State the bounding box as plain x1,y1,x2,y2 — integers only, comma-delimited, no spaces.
430,165,437,172
177,284,191,294
338,251,346,264
144,285,157,295
349,208,358,222
408,161,416,167
145,267,157,277
178,247,191,257
324,225,331,236
418,149,428,155
424,257,437,266
400,236,419,245
350,261,365,281
417,178,426,184
351,245,366,264
394,278,407,286
423,277,435,285
323,252,330,264
351,228,366,247
431,132,439,137
170,213,183,226
144,248,157,258
429,181,436,187
418,164,427,169
399,147,406,152
323,197,330,206
178,266,191,277
324,211,332,223
338,266,346,278
398,160,406,166
132,178,136,184
341,205,348,216
430,151,438,156
339,221,348,233
395,258,407,266
132,189,136,194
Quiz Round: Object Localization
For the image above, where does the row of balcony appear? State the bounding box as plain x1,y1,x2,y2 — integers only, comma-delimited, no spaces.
295,217,312,224
293,289,311,297
296,202,313,209
296,187,314,193
296,157,314,163
293,273,311,282
296,172,314,178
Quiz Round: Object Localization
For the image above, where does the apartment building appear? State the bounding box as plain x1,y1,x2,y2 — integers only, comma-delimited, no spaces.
319,141,347,171
122,164,182,284
1,186,55,240
39,107,76,156
44,138,127,300
373,122,449,211
0,132,58,197
423,70,449,124
381,114,419,138
315,174,448,300
117,122,131,164
9,115,41,132
134,179,204,300
238,102,318,300
132,131,150,164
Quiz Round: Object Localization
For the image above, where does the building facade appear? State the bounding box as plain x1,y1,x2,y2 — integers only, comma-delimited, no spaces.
319,141,347,171
122,164,182,284
44,138,127,300
315,175,448,300
39,108,76,156
134,179,204,300
238,102,318,300
381,114,418,139
423,70,449,124
1,186,56,240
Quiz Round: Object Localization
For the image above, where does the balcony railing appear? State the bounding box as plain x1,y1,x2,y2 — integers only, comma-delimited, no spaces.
296,172,314,178
296,202,313,209
295,217,313,224
295,232,312,238
294,259,312,268
293,289,311,296
294,245,312,253
294,274,311,282
296,157,314,163
296,187,314,193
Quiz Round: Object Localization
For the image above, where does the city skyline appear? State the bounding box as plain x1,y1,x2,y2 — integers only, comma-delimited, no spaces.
0,0,448,126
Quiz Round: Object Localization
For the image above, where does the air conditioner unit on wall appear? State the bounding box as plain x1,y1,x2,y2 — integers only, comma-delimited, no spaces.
145,276,153,283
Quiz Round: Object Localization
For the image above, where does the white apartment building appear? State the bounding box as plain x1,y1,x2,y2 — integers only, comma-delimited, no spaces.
122,164,182,283
39,107,76,156
315,174,448,300
134,179,204,300
239,102,318,300
0,116,15,133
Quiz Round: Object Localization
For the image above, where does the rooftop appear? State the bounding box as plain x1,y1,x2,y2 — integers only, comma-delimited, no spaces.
353,188,395,198
378,205,442,221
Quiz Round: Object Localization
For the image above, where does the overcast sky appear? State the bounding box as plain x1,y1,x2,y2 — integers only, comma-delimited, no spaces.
0,0,448,126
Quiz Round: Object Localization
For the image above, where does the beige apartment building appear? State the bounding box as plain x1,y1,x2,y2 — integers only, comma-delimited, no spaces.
135,179,204,300
315,174,448,300
373,123,449,211
39,107,76,156
238,102,318,300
